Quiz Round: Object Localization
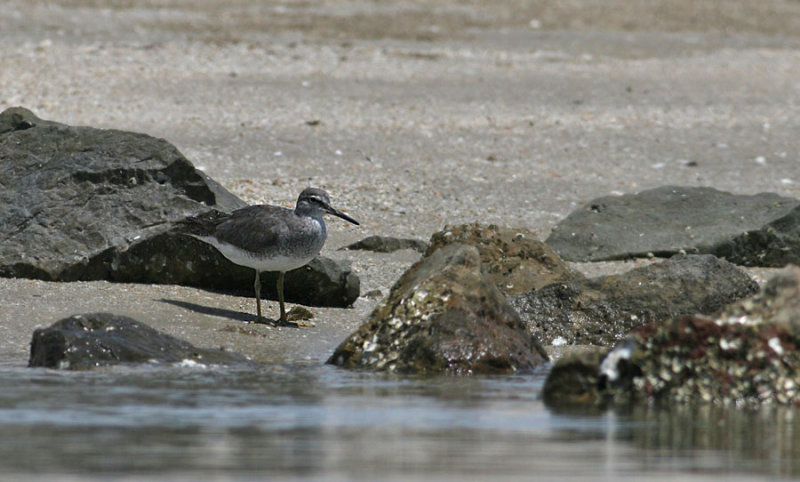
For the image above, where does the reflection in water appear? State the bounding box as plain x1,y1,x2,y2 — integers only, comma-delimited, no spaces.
631,404,800,476
0,359,797,480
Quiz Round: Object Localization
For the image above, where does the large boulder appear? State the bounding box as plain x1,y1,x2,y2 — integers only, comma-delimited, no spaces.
510,254,758,346
426,223,583,296
546,186,800,265
327,243,549,374
0,107,358,307
29,313,251,370
542,266,800,407
0,107,244,281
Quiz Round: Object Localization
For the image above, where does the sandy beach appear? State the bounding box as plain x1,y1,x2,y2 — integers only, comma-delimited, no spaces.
2,0,799,364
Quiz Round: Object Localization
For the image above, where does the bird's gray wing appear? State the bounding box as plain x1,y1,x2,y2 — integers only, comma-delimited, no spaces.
212,205,292,255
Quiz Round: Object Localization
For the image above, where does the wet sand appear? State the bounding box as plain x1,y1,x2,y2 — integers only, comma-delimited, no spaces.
1,0,799,364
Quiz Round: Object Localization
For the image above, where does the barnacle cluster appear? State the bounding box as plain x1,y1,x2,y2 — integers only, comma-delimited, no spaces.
546,266,800,408
354,283,450,372
626,315,800,406
616,266,800,406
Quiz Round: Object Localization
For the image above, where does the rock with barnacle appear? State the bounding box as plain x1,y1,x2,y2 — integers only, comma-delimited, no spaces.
327,243,549,374
542,265,800,407
426,223,583,296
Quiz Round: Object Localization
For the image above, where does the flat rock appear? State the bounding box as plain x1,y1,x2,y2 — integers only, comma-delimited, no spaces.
546,186,800,264
29,313,251,370
327,243,549,374
510,254,758,346
542,266,800,407
427,223,583,296
0,107,358,307
341,235,429,253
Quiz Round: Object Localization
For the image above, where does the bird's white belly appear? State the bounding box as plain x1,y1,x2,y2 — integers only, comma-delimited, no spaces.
200,237,317,272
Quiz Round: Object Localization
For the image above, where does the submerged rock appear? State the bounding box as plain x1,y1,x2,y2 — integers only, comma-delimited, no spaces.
29,313,251,370
0,107,358,307
341,235,429,253
546,186,800,265
510,254,758,346
427,223,583,296
543,266,800,407
327,244,549,374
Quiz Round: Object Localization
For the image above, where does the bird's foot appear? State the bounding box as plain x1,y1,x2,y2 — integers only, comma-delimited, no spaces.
250,306,315,327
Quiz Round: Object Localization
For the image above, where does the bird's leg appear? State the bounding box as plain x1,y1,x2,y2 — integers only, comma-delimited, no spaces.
271,271,313,328
277,271,286,323
254,270,264,324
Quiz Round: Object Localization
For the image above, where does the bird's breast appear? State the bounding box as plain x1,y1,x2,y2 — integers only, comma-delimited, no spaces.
278,216,326,258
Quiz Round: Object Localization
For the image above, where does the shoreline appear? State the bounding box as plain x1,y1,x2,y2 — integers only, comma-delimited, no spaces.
2,0,799,367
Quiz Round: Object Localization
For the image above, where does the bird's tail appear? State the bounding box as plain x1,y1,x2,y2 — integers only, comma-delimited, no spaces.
174,209,227,237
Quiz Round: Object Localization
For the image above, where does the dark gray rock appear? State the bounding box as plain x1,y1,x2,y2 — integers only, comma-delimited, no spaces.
0,107,359,307
0,106,56,133
341,235,429,253
29,313,251,370
115,232,359,307
546,186,800,264
279,257,360,307
510,254,758,346
714,204,800,267
327,243,549,374
540,347,611,410
543,265,800,407
426,223,584,296
0,106,244,281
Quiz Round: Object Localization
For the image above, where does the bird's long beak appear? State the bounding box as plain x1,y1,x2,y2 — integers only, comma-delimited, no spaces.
327,206,360,225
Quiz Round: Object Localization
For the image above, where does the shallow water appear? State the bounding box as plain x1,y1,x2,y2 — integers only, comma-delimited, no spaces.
1,357,798,481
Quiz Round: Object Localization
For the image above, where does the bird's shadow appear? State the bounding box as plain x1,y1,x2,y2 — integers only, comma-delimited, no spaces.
159,298,272,324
